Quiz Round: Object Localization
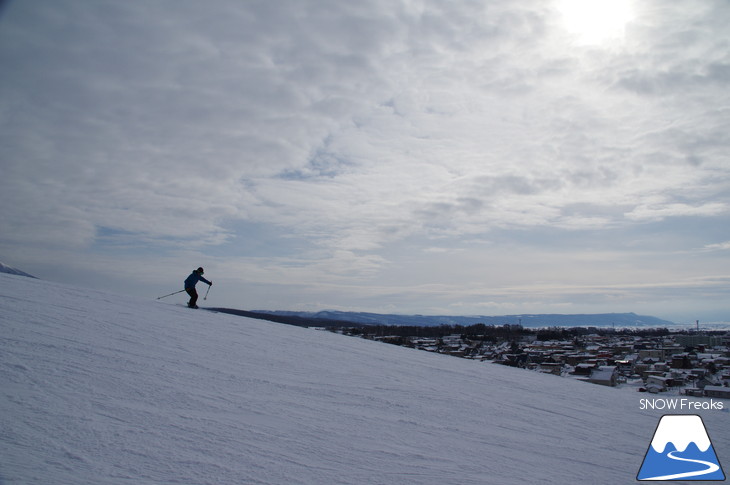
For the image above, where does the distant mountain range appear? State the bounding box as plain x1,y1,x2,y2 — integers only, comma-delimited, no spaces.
0,262,37,279
247,309,676,328
0,261,680,329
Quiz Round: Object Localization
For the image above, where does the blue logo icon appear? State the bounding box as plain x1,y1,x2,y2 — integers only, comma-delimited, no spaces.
637,415,725,481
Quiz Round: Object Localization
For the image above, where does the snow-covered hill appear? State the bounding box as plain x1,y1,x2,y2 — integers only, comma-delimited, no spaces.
0,261,36,278
1,273,727,484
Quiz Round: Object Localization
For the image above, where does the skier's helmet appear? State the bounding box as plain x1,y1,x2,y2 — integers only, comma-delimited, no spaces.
197,267,205,274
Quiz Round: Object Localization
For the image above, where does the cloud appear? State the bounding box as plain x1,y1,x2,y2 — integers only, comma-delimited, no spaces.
703,241,730,251
0,0,729,320
626,202,728,222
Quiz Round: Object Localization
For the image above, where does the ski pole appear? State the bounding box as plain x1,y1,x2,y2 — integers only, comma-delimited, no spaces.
203,282,212,300
157,289,186,300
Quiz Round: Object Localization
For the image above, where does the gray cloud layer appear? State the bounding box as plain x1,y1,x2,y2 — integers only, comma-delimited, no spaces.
1,0,728,320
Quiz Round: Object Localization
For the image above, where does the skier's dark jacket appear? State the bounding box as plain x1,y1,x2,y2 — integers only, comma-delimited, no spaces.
184,271,211,289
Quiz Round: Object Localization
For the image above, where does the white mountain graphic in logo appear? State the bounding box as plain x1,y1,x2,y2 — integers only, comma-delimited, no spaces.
637,415,725,481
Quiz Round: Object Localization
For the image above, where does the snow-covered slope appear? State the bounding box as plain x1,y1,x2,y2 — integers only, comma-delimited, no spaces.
1,273,727,484
0,261,36,278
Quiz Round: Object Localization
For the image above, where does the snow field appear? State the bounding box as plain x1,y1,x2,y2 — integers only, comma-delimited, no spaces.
1,273,727,484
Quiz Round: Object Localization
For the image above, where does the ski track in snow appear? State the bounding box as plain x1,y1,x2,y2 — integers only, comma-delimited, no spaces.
0,273,728,484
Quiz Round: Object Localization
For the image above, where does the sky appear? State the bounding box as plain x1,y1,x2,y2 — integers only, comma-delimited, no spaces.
0,0,729,324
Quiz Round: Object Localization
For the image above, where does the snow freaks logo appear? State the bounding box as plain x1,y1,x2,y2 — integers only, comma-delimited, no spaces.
637,415,726,481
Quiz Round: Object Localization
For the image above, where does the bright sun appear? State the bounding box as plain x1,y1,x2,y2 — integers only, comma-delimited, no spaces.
558,0,633,45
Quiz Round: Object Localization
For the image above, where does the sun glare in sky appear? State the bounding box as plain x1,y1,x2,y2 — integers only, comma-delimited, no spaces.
558,0,633,44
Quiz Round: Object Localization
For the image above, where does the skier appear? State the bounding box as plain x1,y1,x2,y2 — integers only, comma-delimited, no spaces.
184,267,212,309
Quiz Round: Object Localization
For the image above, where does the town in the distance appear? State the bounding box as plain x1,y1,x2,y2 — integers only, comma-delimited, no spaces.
338,322,730,400
220,307,730,401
